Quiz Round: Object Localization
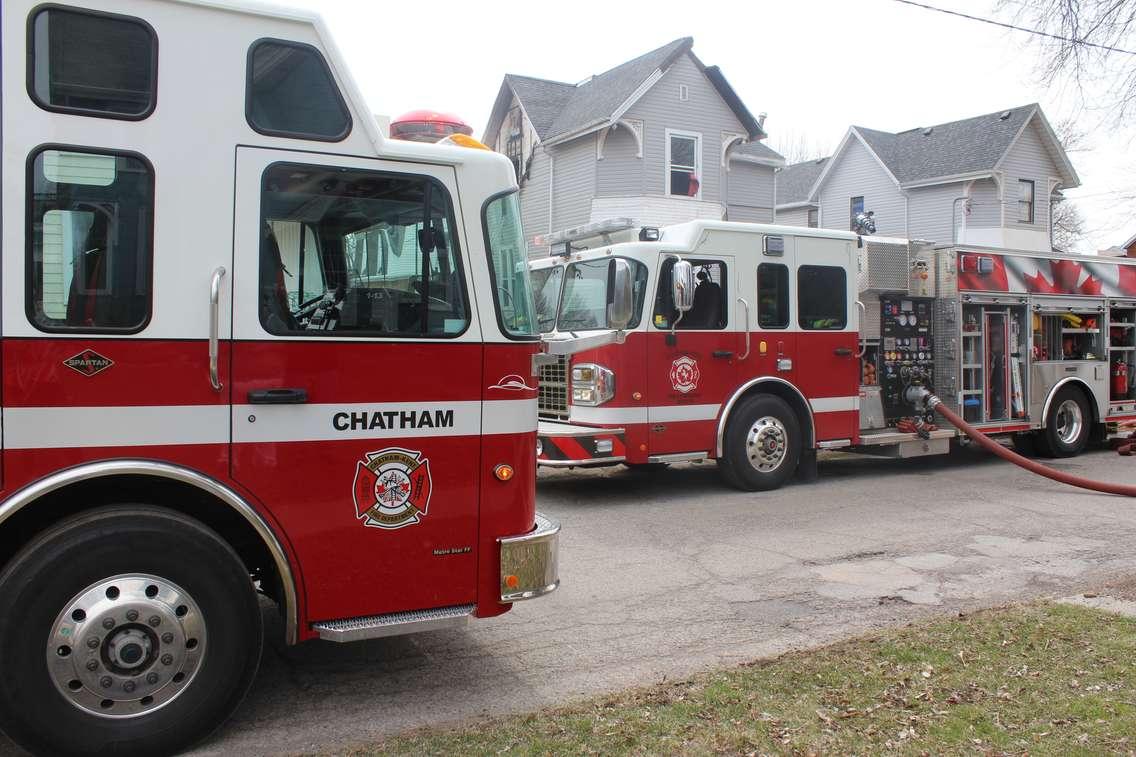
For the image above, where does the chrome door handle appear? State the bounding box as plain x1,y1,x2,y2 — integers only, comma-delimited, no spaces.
209,266,226,391
737,297,751,361
855,300,866,358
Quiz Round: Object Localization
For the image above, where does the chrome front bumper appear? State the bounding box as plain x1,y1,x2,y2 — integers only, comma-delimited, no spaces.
498,512,560,602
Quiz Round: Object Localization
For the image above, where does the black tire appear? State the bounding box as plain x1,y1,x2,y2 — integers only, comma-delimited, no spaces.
1010,431,1041,457
1040,386,1092,458
0,506,263,756
717,394,802,491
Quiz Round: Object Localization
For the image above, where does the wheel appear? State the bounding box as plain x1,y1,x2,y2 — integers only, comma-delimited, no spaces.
0,506,263,756
1040,387,1092,457
717,394,801,491
1010,431,1041,457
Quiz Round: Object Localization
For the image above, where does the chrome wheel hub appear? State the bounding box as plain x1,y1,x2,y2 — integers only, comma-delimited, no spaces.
745,416,788,473
1055,399,1083,445
47,574,206,719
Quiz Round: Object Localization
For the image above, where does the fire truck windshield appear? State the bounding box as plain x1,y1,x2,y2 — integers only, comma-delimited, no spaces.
483,191,538,337
530,265,562,333
558,258,647,331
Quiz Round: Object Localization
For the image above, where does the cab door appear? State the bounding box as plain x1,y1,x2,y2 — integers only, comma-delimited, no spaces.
793,236,858,442
230,147,482,623
647,255,736,455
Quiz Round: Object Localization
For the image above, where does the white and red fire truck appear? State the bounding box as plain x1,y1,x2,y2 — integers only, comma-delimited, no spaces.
532,219,1136,489
0,0,562,753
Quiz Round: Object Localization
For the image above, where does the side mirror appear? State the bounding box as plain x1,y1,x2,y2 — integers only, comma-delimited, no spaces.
672,260,695,313
608,258,633,331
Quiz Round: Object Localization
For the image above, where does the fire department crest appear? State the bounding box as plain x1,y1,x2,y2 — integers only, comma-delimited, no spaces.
669,355,701,394
352,448,432,530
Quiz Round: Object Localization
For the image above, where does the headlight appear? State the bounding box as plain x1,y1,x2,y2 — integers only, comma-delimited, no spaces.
571,363,615,406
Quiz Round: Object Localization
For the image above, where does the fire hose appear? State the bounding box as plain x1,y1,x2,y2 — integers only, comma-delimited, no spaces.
905,387,1136,497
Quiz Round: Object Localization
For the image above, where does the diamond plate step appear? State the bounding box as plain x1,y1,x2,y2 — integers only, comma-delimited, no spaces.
312,604,475,642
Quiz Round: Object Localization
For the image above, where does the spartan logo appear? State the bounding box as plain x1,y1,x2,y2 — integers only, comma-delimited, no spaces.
669,355,701,394
63,349,114,377
352,448,433,530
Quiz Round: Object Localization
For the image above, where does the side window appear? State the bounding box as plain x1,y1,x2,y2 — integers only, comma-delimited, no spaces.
798,265,846,330
652,258,727,330
259,163,468,337
247,39,352,141
757,263,789,329
27,147,154,332
28,6,157,119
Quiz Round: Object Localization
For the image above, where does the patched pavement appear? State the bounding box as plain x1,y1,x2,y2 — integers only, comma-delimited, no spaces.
8,446,1136,755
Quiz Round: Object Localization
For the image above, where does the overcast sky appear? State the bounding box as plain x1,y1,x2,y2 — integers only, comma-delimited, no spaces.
283,0,1135,253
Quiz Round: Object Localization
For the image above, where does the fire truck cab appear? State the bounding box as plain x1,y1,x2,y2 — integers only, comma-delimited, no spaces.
0,0,556,753
534,219,1136,489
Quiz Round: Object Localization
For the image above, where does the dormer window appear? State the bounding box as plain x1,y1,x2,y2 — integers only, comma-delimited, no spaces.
666,130,701,198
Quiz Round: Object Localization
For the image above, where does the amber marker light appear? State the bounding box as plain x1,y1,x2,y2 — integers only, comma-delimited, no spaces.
494,464,515,481
505,574,520,589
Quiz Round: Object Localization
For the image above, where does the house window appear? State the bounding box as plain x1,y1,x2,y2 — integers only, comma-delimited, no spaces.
1018,179,1035,223
247,39,352,141
504,107,523,180
849,196,864,231
679,84,689,101
807,208,818,228
27,147,154,332
666,130,701,198
28,6,157,119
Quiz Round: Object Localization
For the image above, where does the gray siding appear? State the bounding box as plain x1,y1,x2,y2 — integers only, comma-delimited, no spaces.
968,178,1000,228
725,161,774,207
817,136,906,236
999,118,1060,231
519,146,551,255
596,125,644,196
550,136,597,232
625,53,748,204
775,206,813,227
906,181,966,245
727,205,773,223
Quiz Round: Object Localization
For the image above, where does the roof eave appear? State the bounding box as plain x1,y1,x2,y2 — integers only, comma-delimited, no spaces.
731,153,786,168
899,170,995,189
775,200,818,210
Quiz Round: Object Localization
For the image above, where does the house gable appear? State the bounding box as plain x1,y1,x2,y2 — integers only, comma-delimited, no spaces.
815,135,906,236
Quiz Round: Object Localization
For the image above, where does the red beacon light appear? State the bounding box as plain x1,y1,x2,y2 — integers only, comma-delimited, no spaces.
390,109,474,143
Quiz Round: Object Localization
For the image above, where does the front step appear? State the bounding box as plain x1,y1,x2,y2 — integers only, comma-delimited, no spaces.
312,603,475,642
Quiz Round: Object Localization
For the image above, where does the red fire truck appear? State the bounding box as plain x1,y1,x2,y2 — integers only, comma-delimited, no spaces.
532,219,1136,489
0,0,561,753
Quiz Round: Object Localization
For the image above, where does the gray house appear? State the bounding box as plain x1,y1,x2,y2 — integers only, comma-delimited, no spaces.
483,38,784,255
774,104,1080,252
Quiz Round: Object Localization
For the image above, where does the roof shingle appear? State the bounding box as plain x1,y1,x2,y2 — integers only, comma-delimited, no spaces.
775,157,828,205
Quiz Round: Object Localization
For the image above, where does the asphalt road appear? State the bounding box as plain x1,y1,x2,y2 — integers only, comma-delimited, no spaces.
10,446,1136,754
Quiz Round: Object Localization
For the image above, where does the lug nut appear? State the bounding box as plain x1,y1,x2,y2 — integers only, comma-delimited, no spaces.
99,676,112,689
123,681,136,693
86,660,99,672
148,616,161,628
86,637,100,650
146,672,159,685
102,618,115,630
125,610,139,622
161,654,173,666
161,633,174,644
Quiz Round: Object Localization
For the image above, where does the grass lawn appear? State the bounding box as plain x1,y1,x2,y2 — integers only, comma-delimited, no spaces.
341,603,1136,756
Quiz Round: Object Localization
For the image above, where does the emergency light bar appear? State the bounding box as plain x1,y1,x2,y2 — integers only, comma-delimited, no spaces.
533,217,635,249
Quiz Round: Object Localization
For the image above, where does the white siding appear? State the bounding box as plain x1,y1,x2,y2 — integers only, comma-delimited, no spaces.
999,118,1061,233
550,136,597,232
596,124,644,196
775,206,813,227
906,181,966,245
520,147,551,256
967,178,1000,228
624,53,748,205
817,137,906,236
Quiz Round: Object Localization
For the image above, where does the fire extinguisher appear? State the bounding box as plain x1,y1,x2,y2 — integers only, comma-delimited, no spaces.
1113,359,1128,400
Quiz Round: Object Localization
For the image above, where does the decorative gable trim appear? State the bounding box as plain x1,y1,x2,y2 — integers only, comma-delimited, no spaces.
596,119,644,160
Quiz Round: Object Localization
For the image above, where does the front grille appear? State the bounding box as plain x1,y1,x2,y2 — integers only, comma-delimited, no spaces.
538,355,570,420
